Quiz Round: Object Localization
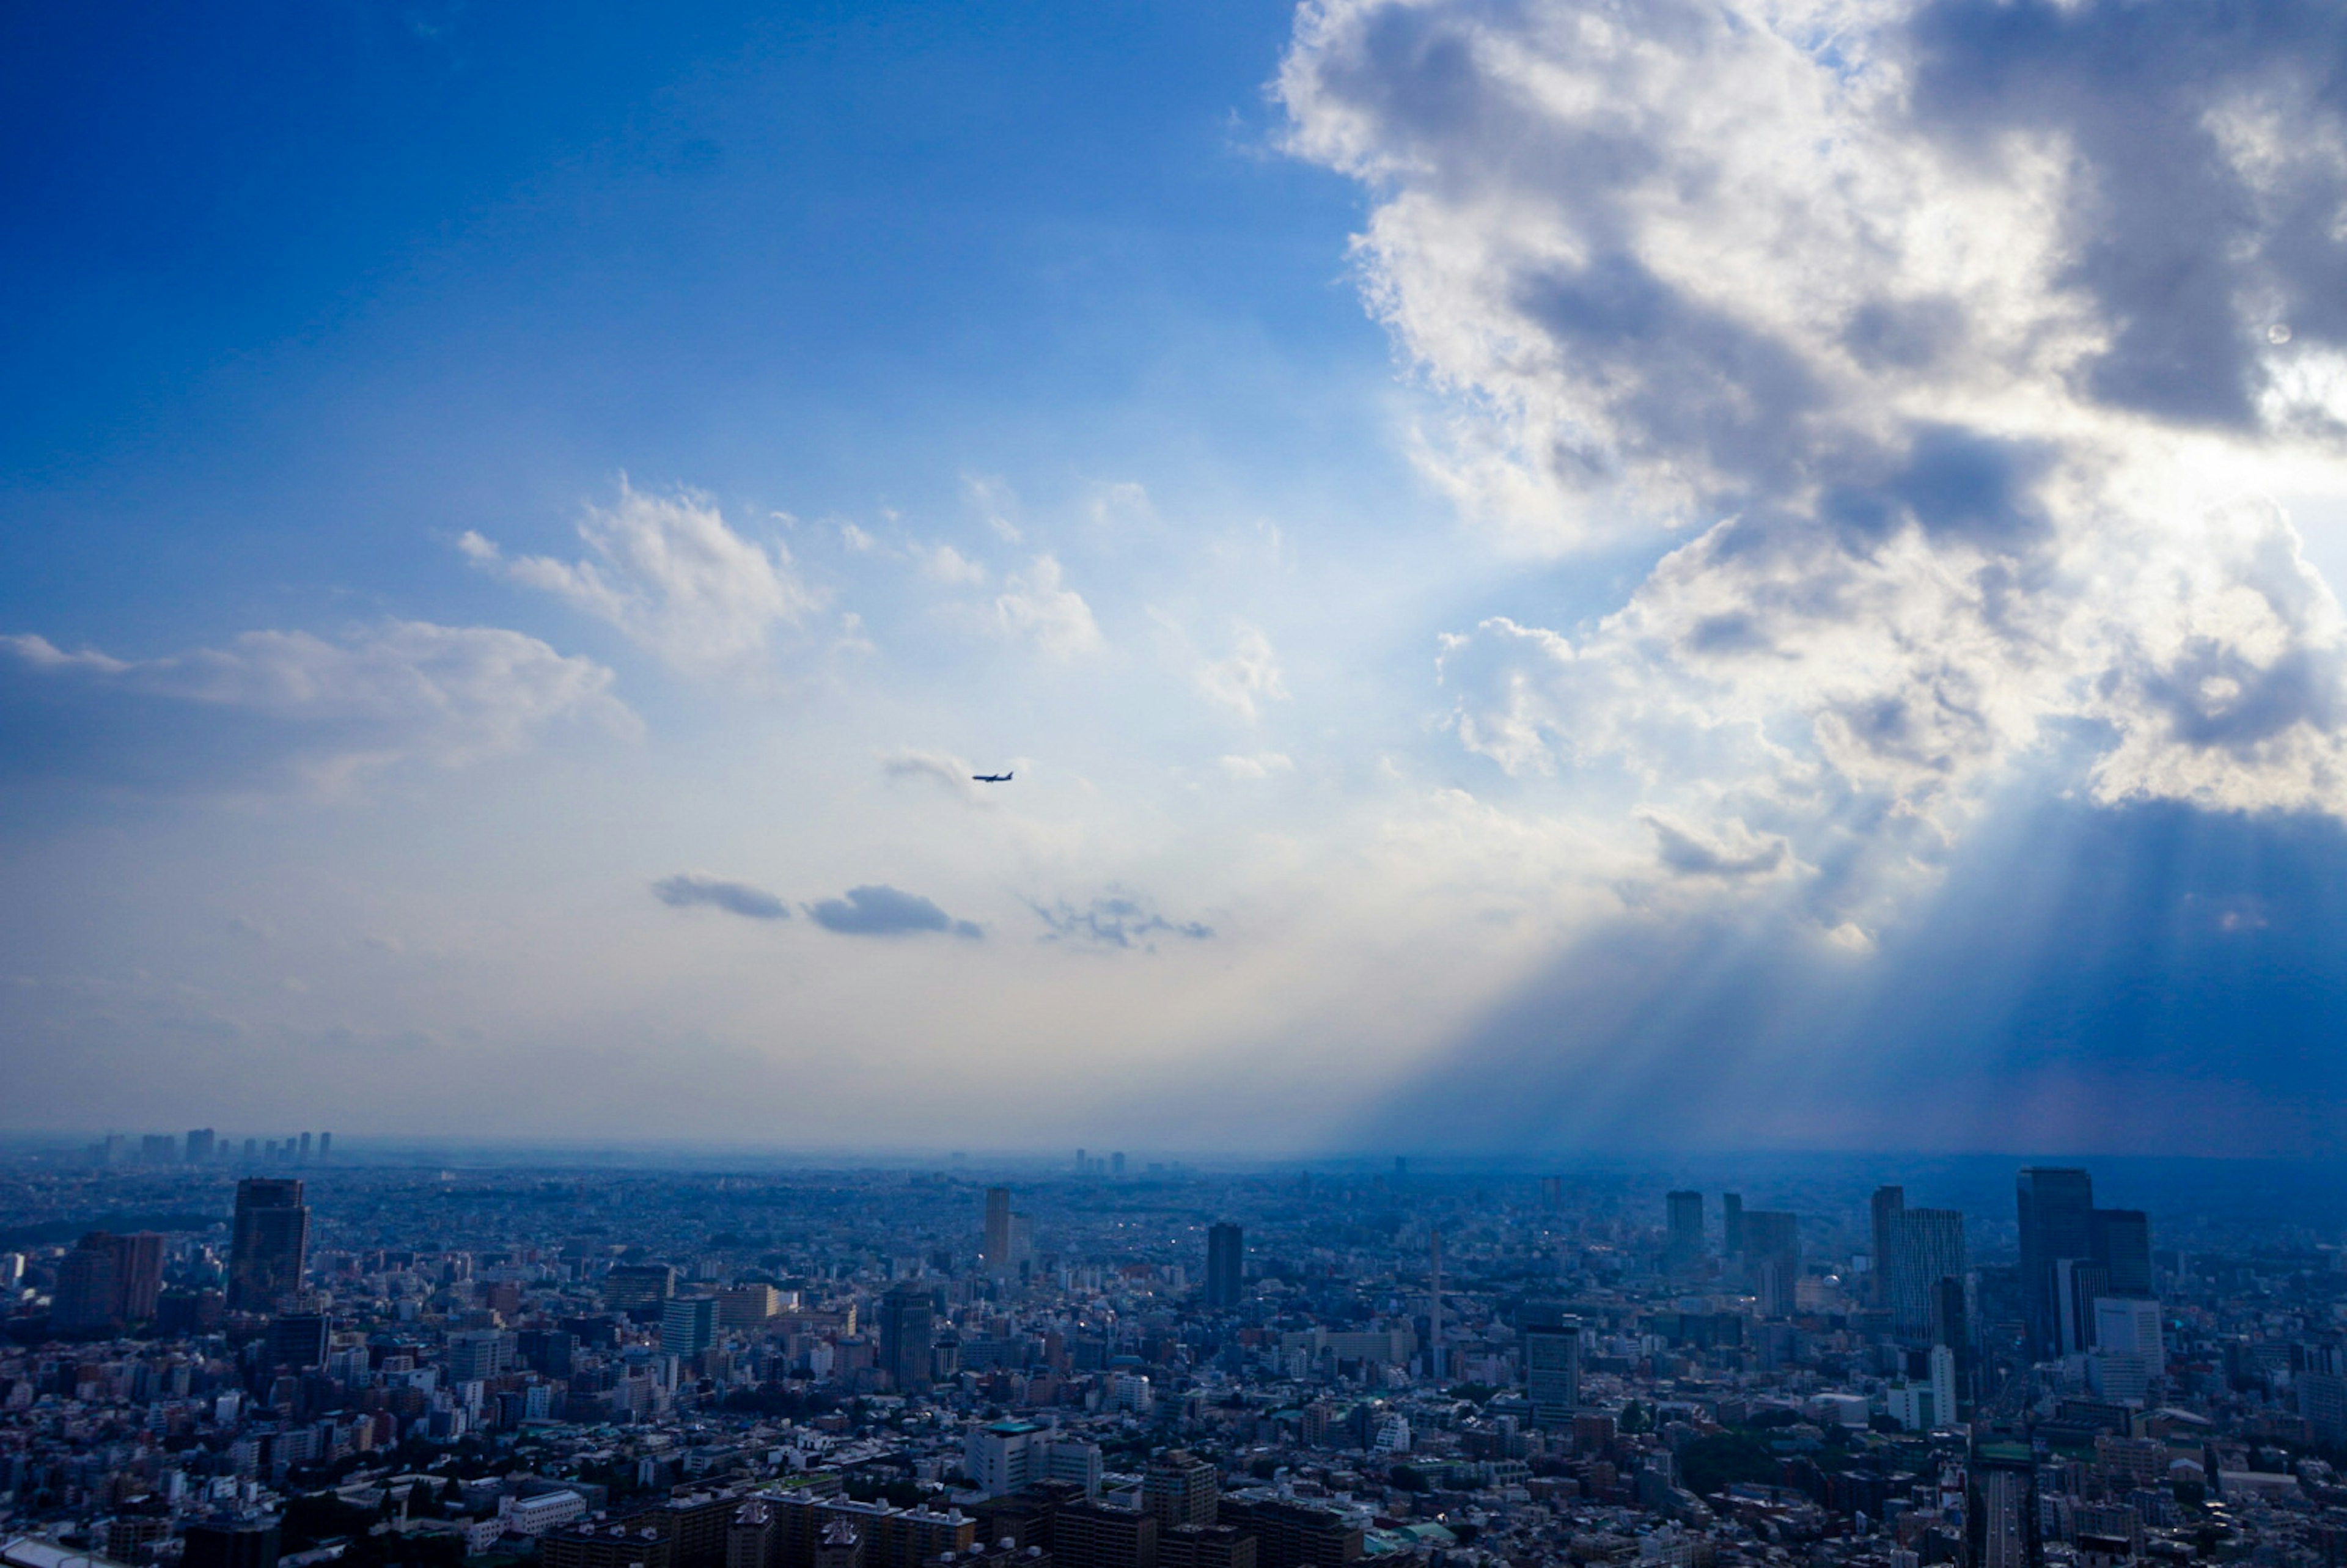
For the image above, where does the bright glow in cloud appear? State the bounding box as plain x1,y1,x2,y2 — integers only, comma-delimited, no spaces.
1284,0,2347,920
462,478,821,675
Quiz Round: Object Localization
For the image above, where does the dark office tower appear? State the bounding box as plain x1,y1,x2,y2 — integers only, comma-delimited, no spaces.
1870,1186,1906,1308
1887,1208,1967,1339
298,1132,312,1163
2017,1167,2094,1360
51,1237,120,1333
186,1129,216,1163
109,1231,164,1322
1519,1302,1582,1426
1665,1191,1704,1271
183,1519,281,1568
1056,1502,1157,1568
1743,1211,1800,1317
1722,1193,1744,1257
603,1262,676,1316
2090,1208,2153,1297
880,1283,935,1392
263,1313,329,1371
1112,1152,1126,1176
983,1187,1015,1275
1541,1176,1563,1209
1206,1223,1244,1310
1214,1499,1364,1568
1931,1275,1974,1404
2055,1258,2111,1357
1146,1450,1220,1531
317,1131,332,1161
243,1138,258,1161
229,1178,310,1312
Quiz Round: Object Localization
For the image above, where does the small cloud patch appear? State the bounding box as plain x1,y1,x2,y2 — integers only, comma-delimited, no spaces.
1641,813,1788,879
807,884,982,939
652,873,790,920
1032,893,1214,951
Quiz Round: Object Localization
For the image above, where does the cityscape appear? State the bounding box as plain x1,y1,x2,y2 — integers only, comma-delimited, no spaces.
14,6,2347,1568
2,1142,2343,1568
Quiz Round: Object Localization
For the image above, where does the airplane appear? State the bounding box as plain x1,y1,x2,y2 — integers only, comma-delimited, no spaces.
972,770,1014,783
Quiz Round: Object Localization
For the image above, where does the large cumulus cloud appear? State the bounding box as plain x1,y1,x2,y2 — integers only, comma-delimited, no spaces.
1283,0,2347,917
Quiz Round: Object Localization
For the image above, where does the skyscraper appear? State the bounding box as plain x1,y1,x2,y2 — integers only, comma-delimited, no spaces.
110,1230,164,1323
1870,1186,1906,1308
229,1178,309,1313
662,1295,717,1363
1665,1190,1704,1272
1743,1211,1800,1317
1519,1302,1581,1426
185,1128,216,1163
1205,1223,1243,1310
983,1187,1014,1276
51,1236,120,1333
2056,1258,2112,1356
880,1283,935,1391
1887,1207,1967,1339
2090,1207,2153,1297
2017,1168,2095,1360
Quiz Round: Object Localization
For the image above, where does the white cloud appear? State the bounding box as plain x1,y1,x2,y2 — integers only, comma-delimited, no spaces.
2,621,635,787
994,554,1104,658
918,543,987,585
1088,480,1155,529
1197,622,1292,720
1284,0,2347,899
462,478,821,675
1219,752,1295,780
964,474,1024,543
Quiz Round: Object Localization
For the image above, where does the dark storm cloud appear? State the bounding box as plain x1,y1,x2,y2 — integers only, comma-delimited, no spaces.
806,884,982,939
650,873,790,921
1903,0,2347,428
1513,254,1828,497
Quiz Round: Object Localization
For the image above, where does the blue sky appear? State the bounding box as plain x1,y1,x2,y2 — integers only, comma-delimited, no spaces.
10,0,2347,1156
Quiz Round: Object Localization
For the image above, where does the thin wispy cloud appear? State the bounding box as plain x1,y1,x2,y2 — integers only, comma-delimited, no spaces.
462,478,821,676
1031,892,1213,950
880,750,998,807
0,621,634,789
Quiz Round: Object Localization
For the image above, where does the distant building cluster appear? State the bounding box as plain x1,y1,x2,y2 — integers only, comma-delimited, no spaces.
83,1134,332,1171
0,1151,2340,1568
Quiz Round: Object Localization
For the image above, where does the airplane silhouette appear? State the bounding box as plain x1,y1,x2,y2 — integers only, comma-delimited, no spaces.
972,771,1013,783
